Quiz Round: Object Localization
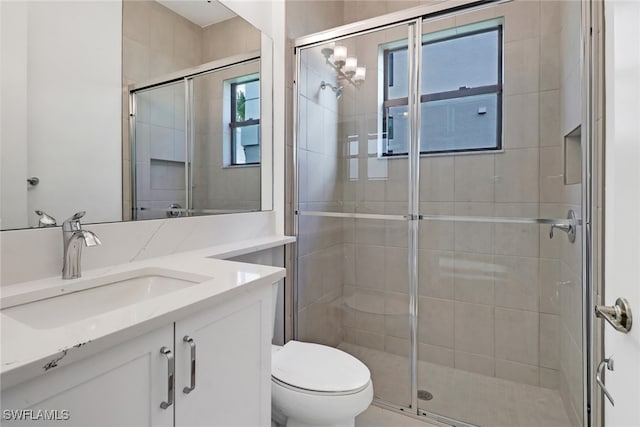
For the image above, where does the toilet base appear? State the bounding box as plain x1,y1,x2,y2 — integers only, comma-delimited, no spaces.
286,419,355,427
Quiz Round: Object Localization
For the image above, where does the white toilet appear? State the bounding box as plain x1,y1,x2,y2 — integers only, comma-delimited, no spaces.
270,285,373,427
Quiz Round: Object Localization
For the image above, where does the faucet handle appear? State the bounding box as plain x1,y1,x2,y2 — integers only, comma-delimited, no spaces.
35,210,57,227
62,211,87,231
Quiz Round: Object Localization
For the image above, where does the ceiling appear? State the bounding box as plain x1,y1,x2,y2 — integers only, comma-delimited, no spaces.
156,1,237,28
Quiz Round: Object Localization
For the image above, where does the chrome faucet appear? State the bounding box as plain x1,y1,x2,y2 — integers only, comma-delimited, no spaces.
62,211,101,279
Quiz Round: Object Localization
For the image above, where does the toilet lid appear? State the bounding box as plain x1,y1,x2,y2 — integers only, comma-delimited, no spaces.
272,341,370,393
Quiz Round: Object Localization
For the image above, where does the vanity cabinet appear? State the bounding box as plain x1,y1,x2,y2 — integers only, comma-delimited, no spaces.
1,286,272,427
1,325,174,427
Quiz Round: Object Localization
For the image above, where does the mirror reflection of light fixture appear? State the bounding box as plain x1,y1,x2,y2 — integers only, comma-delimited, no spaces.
320,44,366,87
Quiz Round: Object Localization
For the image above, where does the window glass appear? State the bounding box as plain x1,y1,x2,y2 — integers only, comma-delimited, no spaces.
387,48,409,100
382,24,502,156
421,93,498,152
230,77,260,165
422,30,499,94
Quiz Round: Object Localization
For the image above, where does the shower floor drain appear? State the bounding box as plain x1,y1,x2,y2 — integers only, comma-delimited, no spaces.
418,390,433,401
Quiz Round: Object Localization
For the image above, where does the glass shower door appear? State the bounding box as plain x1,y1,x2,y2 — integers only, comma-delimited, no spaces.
416,3,583,427
295,22,416,409
132,80,187,220
189,60,262,215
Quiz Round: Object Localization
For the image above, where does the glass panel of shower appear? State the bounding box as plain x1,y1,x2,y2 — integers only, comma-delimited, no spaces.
295,2,587,426
131,58,262,219
296,22,414,409
415,3,585,426
190,60,262,215
132,80,187,220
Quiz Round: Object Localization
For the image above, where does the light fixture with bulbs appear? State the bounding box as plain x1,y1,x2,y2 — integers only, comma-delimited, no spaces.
320,45,366,87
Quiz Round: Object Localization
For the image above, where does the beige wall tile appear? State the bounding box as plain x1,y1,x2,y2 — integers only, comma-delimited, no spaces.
385,292,410,339
453,154,495,202
454,202,495,254
504,38,540,96
453,252,495,305
495,359,539,386
494,203,540,257
540,90,562,147
454,350,495,377
419,297,454,348
541,31,562,91
539,367,560,390
499,0,540,43
385,334,410,358
539,258,561,314
420,156,454,202
419,250,454,300
454,302,494,356
419,343,454,367
540,313,560,369
494,255,539,311
419,203,454,251
355,244,386,290
495,307,539,366
503,93,540,149
495,148,539,203
385,246,409,293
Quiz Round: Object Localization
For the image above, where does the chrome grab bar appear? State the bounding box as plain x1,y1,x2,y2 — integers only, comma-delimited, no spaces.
160,346,174,409
183,336,196,394
595,298,633,333
596,357,615,406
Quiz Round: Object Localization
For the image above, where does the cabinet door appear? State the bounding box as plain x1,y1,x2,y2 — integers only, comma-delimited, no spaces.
1,326,174,427
175,290,271,427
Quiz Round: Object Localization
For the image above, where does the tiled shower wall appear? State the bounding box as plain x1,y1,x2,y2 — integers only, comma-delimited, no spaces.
122,1,260,219
295,1,585,410
296,46,344,347
191,61,261,212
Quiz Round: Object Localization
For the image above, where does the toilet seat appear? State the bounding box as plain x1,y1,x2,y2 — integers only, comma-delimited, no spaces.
271,341,370,394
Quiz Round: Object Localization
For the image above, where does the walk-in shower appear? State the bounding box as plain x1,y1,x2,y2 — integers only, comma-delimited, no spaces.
293,1,592,426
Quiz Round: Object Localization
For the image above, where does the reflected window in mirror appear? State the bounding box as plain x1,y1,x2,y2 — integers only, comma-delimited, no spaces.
227,75,260,166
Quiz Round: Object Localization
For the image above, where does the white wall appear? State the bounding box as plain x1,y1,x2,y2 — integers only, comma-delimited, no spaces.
0,1,122,229
0,2,29,230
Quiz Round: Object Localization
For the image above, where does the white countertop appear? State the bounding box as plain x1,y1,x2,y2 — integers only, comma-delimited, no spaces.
0,235,294,389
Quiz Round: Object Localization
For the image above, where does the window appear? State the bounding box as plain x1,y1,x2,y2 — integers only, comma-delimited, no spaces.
230,78,260,165
383,23,503,156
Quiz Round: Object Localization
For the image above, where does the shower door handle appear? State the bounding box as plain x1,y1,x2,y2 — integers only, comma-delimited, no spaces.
596,357,615,406
595,298,633,333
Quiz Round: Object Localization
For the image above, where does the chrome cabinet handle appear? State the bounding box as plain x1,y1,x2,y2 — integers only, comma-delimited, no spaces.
160,346,174,409
595,297,633,333
596,357,615,406
183,336,196,394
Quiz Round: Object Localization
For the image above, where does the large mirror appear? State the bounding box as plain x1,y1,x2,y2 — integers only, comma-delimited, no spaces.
0,0,271,231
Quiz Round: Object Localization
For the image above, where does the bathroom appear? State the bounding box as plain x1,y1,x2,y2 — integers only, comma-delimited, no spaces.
0,0,638,426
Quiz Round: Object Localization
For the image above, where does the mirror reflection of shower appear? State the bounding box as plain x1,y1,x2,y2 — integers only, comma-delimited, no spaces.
320,81,344,99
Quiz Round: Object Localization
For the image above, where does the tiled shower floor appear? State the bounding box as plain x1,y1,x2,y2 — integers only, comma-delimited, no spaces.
340,343,573,427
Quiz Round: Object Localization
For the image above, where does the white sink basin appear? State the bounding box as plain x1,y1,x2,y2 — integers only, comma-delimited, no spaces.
2,268,211,329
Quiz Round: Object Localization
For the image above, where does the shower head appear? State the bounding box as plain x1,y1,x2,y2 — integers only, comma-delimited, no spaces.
320,81,344,99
